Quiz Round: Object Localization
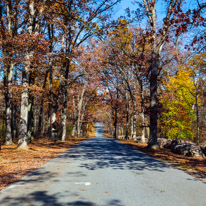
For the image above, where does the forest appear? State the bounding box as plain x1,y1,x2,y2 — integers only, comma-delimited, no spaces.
0,0,205,152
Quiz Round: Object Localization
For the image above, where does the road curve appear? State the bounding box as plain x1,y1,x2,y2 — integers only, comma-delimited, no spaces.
0,123,206,206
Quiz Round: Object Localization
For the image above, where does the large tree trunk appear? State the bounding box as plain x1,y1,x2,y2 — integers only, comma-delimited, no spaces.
18,0,35,150
142,0,183,148
148,56,159,149
145,0,159,149
5,63,14,145
18,67,29,150
4,2,14,145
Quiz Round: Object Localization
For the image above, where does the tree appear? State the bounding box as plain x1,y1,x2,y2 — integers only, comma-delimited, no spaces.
160,68,196,140
139,0,187,148
187,52,206,144
18,0,48,149
46,0,121,141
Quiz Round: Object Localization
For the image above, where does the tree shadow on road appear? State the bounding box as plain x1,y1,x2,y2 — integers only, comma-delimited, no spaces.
0,190,124,206
57,127,169,172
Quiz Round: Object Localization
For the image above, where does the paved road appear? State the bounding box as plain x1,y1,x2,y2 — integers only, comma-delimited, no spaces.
0,123,206,206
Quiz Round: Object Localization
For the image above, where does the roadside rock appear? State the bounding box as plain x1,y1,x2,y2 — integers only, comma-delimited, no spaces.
158,138,168,149
201,146,206,156
172,143,205,157
158,138,205,158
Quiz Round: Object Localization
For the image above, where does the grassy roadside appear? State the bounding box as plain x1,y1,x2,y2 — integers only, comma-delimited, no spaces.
0,136,91,191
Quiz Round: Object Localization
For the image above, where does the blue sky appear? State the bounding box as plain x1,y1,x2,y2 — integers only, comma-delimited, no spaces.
110,0,205,51
113,0,204,21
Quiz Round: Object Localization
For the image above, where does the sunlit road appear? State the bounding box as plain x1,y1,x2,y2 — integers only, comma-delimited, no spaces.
0,123,206,206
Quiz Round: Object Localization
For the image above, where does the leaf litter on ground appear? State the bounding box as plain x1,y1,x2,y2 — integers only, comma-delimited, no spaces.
0,137,88,191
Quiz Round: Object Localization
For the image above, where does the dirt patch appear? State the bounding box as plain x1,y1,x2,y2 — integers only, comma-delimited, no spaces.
119,140,206,183
0,137,88,191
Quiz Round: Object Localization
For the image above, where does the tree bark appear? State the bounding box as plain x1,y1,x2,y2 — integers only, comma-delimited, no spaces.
72,97,77,137
113,87,119,138
195,86,200,145
27,94,34,143
140,81,146,143
4,2,14,145
18,0,35,149
18,66,29,150
77,82,87,138
125,89,129,140
5,63,14,145
148,56,159,148
61,62,70,141
38,71,48,137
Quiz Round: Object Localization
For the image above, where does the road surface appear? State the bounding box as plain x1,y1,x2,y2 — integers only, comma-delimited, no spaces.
0,123,206,206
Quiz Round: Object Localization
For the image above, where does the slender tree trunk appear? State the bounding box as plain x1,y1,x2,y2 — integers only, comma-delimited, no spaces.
12,66,18,140
49,66,57,141
130,115,134,139
140,82,146,143
61,84,68,141
38,99,44,136
133,112,137,140
113,105,118,138
121,127,124,137
77,82,87,138
118,127,121,138
27,73,35,142
125,89,129,140
61,62,70,141
79,99,88,137
33,105,38,136
72,97,77,137
11,103,17,140
195,89,200,145
113,88,119,138
27,95,34,143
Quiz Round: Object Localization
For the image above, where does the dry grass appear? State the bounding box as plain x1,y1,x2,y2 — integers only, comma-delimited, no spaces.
0,137,89,191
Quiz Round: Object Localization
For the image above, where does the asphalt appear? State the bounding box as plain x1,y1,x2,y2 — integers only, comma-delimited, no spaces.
0,123,206,206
